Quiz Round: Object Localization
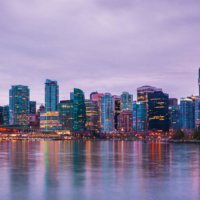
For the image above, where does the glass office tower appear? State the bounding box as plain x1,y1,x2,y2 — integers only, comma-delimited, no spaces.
0,107,3,125
73,88,86,131
148,91,169,132
30,101,36,114
101,93,114,132
169,106,180,130
180,98,194,130
45,79,59,111
3,106,9,125
133,102,146,133
85,100,98,131
120,92,133,112
118,111,133,133
9,85,30,126
198,68,200,96
59,100,74,131
112,95,120,131
195,98,200,128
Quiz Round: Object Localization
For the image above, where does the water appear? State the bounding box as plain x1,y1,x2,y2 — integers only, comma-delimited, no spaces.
0,140,200,200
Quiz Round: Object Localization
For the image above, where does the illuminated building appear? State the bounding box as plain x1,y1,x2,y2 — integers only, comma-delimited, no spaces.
169,98,178,107
9,85,30,126
118,111,133,133
180,98,194,130
0,107,3,125
112,95,120,130
148,91,169,132
198,68,200,96
3,106,9,125
73,88,86,131
30,101,36,114
169,106,180,130
40,111,62,131
133,102,146,133
85,100,98,131
120,92,133,112
195,98,200,128
59,100,74,131
45,79,59,111
101,93,114,132
90,92,98,100
91,92,104,130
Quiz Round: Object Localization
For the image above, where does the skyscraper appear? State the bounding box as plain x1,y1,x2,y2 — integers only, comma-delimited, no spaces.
169,98,178,107
30,101,36,114
112,95,120,131
90,92,98,100
9,85,30,126
148,91,169,132
120,92,133,112
118,111,133,133
45,79,59,111
169,106,180,131
195,98,200,128
73,88,86,131
101,93,114,132
3,106,9,125
0,107,3,125
198,68,200,96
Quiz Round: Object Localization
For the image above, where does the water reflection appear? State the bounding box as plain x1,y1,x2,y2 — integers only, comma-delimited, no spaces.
0,140,199,200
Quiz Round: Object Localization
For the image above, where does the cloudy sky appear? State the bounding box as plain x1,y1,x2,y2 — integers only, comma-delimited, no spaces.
0,0,200,106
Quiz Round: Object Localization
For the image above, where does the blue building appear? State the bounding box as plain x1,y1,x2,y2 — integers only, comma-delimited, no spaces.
180,98,194,130
3,106,9,125
30,101,36,114
198,68,200,96
195,98,200,128
148,91,169,132
101,93,114,132
120,92,133,112
133,102,146,133
45,79,59,112
0,107,3,125
9,85,30,126
169,106,180,130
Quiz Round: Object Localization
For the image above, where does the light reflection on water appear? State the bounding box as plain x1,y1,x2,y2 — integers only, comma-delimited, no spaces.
0,140,200,200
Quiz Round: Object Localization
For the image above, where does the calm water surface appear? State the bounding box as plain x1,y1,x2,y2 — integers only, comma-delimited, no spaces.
0,140,200,200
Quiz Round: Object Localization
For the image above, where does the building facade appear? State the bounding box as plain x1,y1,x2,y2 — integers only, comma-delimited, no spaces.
3,106,9,125
120,92,133,112
101,93,114,132
148,91,169,132
85,100,98,131
195,98,200,129
169,106,180,131
59,100,74,131
45,79,59,112
118,111,133,133
9,85,30,126
30,101,36,114
0,107,3,125
73,88,86,131
169,98,178,107
112,95,120,131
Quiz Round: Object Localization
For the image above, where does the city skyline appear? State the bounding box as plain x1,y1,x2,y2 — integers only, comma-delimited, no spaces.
1,1,200,106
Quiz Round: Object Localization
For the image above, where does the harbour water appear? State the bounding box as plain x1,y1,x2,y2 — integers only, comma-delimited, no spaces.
0,140,200,200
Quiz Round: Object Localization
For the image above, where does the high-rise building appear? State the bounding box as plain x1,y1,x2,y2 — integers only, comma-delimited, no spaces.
180,98,194,130
91,93,105,130
148,91,169,132
73,88,86,131
169,106,180,131
3,106,9,125
70,92,74,100
118,111,133,133
9,85,30,126
40,111,62,131
120,92,133,112
198,68,200,96
90,92,98,100
85,100,98,131
45,79,59,112
195,98,200,129
30,101,36,114
101,93,114,132
133,102,146,133
169,98,178,107
0,107,3,125
59,100,74,131
112,95,120,131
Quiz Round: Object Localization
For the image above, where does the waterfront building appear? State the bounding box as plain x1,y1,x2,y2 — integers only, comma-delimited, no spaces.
101,93,114,132
30,101,36,114
85,100,98,131
34,104,45,129
70,92,74,100
0,107,3,125
169,106,180,130
133,102,146,133
169,98,178,107
148,91,169,132
91,93,105,130
73,88,86,131
45,79,59,112
118,111,133,133
112,95,120,131
180,98,194,130
90,92,98,100
59,100,74,131
198,68,200,96
9,85,30,126
3,106,9,125
194,98,200,129
40,111,62,131
120,92,133,112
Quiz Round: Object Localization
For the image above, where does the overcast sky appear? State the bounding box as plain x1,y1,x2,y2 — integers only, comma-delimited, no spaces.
0,0,200,107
